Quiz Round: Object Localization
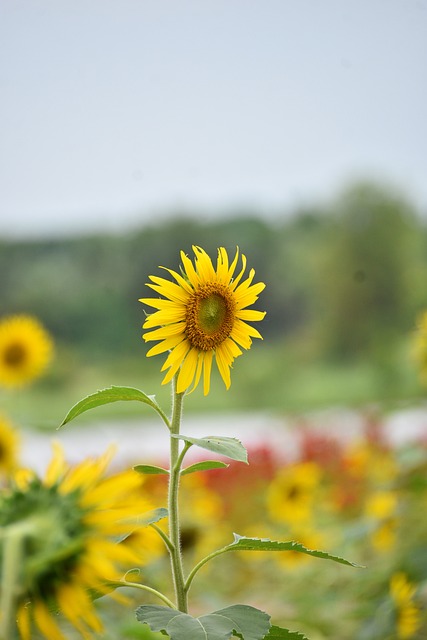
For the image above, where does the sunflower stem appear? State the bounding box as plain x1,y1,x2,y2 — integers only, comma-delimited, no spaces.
0,524,25,640
109,579,178,610
167,374,188,612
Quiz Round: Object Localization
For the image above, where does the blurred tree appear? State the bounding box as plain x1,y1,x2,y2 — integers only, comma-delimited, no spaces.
312,182,420,361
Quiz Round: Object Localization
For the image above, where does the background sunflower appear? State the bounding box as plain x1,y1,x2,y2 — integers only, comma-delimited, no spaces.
0,315,54,388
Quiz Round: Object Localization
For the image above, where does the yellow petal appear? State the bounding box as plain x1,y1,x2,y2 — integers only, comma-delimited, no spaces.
203,350,213,396
229,253,247,290
236,309,266,322
215,343,232,389
143,309,186,328
17,603,31,640
139,298,181,310
188,351,204,394
33,601,67,640
177,347,199,392
180,251,200,288
161,340,191,386
193,246,215,283
143,322,186,341
44,442,66,487
146,335,184,356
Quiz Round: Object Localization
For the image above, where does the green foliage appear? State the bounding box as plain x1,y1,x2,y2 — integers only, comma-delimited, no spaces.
180,460,229,476
136,604,271,640
311,182,419,359
224,534,363,568
172,435,248,463
60,385,169,427
264,628,309,640
133,465,170,476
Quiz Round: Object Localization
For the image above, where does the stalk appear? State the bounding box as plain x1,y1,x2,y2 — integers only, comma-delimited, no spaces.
0,525,25,640
167,374,188,612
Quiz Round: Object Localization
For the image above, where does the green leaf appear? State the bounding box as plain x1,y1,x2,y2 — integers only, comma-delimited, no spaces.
59,385,169,427
134,464,170,476
140,508,168,526
136,604,271,640
263,626,309,639
226,534,364,568
121,507,168,529
171,435,248,464
181,460,229,476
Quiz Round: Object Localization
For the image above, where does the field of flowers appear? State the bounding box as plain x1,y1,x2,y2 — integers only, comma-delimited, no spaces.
1,242,427,640
94,411,424,640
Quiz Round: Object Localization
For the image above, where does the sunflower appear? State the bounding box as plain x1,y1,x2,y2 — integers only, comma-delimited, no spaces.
0,414,20,476
0,444,158,640
390,572,422,639
0,315,54,388
140,246,266,395
266,462,322,525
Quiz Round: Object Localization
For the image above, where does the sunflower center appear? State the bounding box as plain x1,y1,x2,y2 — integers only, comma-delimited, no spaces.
0,480,87,598
186,283,236,351
3,342,27,368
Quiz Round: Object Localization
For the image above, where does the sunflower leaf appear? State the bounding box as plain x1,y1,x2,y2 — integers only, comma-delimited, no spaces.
136,604,271,640
120,507,168,529
59,386,169,428
181,460,229,476
134,464,170,475
224,534,364,567
263,625,310,639
171,435,248,463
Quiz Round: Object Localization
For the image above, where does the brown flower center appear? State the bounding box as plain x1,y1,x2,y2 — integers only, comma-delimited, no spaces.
185,283,236,351
3,342,27,368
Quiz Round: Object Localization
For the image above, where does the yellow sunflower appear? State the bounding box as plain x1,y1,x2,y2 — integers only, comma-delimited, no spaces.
140,246,266,395
390,572,422,639
0,315,54,388
0,414,20,475
266,462,322,525
0,444,157,640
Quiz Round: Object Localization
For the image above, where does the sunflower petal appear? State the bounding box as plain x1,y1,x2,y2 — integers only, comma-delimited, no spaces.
215,343,232,389
203,350,214,395
17,603,32,640
33,601,67,640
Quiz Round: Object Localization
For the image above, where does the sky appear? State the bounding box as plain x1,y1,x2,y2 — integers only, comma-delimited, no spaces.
0,0,426,238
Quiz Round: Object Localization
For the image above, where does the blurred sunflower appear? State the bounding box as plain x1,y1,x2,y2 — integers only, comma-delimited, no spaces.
365,490,398,551
0,315,53,388
277,527,326,569
390,572,421,639
266,462,322,525
140,246,265,395
0,414,20,476
0,444,158,640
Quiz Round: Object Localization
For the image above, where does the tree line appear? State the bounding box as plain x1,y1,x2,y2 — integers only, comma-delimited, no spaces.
2,181,426,366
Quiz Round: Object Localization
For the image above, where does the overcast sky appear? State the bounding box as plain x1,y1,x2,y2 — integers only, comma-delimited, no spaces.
0,0,426,238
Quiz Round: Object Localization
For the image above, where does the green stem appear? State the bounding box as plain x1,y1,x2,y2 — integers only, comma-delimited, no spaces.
184,547,230,595
0,525,25,640
150,523,174,553
109,579,178,610
167,374,188,612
